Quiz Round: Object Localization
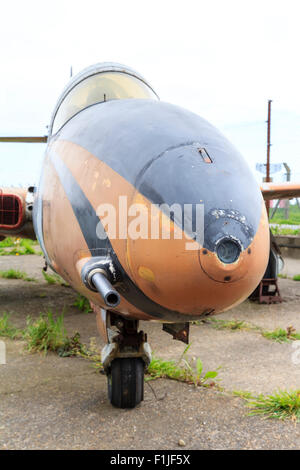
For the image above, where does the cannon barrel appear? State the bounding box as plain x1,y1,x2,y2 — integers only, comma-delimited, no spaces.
91,271,120,308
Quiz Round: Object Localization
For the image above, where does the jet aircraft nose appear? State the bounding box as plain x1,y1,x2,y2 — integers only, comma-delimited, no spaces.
125,142,270,315
53,98,270,319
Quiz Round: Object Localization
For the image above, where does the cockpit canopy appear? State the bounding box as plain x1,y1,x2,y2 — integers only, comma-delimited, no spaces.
51,63,158,134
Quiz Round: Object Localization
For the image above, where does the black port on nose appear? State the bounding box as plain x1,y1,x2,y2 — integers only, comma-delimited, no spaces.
216,238,241,264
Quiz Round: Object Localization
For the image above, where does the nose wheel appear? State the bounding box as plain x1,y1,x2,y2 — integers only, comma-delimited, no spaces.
99,312,151,409
107,357,144,408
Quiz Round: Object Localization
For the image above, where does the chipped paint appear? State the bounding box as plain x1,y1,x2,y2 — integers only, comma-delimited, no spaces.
211,208,247,225
108,259,117,282
103,178,111,188
138,266,155,282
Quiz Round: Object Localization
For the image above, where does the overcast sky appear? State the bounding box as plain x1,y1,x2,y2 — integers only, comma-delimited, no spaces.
0,0,300,186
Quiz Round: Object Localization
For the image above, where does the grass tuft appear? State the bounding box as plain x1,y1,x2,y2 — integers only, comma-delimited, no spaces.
0,313,22,339
247,390,300,422
202,318,300,344
23,312,85,356
146,345,219,387
271,226,300,236
232,390,254,399
23,312,87,356
73,294,92,313
57,331,88,357
0,237,15,247
0,269,36,282
207,318,251,331
42,270,69,286
0,237,40,255
270,204,300,226
0,310,87,357
20,240,36,254
262,326,300,343
24,312,68,353
293,274,300,281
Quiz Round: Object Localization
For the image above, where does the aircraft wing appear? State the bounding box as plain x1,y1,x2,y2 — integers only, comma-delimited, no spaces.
261,182,300,201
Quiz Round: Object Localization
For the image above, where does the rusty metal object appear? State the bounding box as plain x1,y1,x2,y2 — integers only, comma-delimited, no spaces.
111,315,147,351
257,278,282,304
265,99,272,218
0,187,36,239
162,322,190,344
261,182,300,200
249,230,282,304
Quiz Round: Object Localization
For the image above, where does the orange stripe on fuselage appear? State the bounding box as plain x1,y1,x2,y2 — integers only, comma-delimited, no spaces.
42,146,152,320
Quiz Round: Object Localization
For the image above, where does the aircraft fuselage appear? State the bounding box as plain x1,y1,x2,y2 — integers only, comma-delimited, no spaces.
33,97,269,322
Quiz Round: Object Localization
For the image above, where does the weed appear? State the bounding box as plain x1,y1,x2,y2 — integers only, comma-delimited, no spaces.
0,237,39,255
246,390,300,422
0,237,15,247
232,390,254,399
207,318,251,331
204,318,300,345
57,332,88,357
206,319,300,344
0,313,22,339
293,275,300,281
278,273,288,279
73,294,92,313
42,270,69,286
147,357,186,382
20,240,36,254
24,312,68,354
262,326,300,343
0,269,36,282
146,345,219,387
271,226,300,236
0,310,89,358
270,204,300,226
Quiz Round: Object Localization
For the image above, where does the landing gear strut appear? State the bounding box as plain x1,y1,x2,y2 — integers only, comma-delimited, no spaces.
94,308,151,409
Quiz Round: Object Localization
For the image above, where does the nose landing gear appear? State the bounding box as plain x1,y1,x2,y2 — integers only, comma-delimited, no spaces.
94,307,152,408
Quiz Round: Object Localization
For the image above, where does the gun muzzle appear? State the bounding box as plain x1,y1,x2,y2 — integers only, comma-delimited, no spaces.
90,271,120,308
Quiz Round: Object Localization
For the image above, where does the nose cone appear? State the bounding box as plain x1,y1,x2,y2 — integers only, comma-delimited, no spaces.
126,142,270,315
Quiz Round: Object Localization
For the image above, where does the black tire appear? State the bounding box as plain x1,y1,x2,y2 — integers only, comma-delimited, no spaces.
107,358,144,408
